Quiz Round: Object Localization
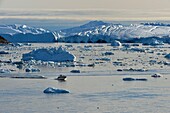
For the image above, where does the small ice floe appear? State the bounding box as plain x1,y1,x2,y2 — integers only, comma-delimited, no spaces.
122,68,147,72
0,51,9,54
102,52,114,56
113,61,124,66
164,62,170,66
142,38,164,46
131,43,140,46
96,57,111,61
135,78,148,81
11,43,24,47
43,87,69,94
151,73,162,78
11,75,46,79
123,77,147,81
87,63,95,67
70,70,80,73
25,68,40,72
117,69,123,71
123,77,135,81
130,48,145,52
54,75,67,81
0,69,11,73
122,44,131,48
165,54,170,59
111,40,122,47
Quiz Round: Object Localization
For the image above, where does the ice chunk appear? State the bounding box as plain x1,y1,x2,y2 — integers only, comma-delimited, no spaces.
70,70,80,73
151,73,162,78
123,77,147,81
123,77,135,81
22,46,76,62
165,54,170,59
111,40,122,47
43,87,69,94
142,38,164,46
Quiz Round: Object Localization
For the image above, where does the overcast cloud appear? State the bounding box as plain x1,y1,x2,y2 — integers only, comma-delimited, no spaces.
0,0,170,10
0,0,170,20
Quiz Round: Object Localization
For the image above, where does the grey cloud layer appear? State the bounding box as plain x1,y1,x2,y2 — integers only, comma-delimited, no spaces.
0,9,170,21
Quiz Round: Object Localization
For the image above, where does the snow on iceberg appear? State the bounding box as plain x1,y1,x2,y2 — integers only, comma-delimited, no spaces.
22,46,76,62
43,87,69,94
0,24,56,43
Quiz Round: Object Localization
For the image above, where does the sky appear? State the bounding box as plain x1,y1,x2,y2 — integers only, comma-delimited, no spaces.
0,0,170,21
0,0,170,10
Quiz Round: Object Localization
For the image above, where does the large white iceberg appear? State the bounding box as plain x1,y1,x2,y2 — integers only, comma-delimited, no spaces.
0,24,56,43
56,21,170,43
22,46,76,62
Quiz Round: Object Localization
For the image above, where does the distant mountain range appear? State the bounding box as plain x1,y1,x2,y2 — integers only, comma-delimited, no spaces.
1,21,170,43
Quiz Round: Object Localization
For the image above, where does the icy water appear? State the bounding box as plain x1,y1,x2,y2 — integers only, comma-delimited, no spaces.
0,74,170,113
0,43,170,113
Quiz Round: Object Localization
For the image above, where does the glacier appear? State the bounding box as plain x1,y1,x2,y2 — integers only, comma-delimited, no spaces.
1,21,170,43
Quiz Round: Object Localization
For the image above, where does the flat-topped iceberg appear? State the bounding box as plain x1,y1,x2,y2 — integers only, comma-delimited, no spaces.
43,87,70,94
22,46,76,62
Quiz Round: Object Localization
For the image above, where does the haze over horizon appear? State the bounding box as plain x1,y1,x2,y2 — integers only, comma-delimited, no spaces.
0,0,170,21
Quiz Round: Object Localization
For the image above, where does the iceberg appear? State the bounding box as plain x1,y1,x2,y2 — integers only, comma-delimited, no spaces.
43,87,69,94
142,38,164,46
22,46,76,62
1,21,170,43
0,24,56,43
165,54,170,59
56,21,170,44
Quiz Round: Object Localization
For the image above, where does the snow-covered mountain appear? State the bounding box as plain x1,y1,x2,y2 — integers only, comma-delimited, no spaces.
0,24,56,43
56,21,170,43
